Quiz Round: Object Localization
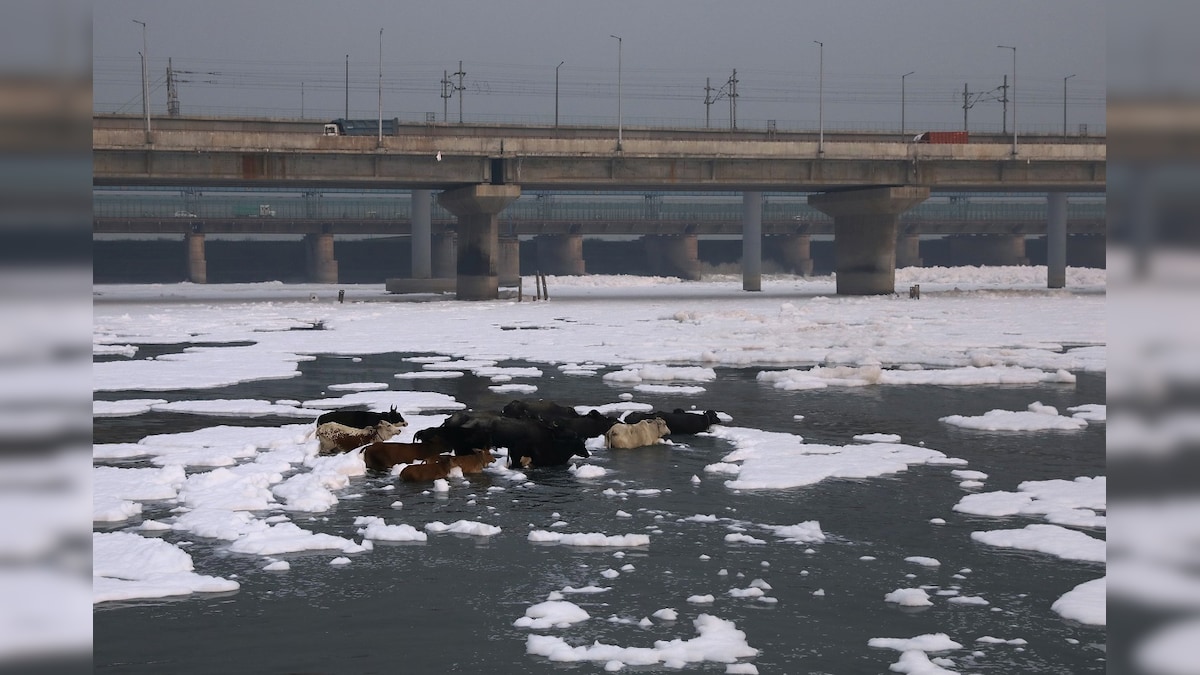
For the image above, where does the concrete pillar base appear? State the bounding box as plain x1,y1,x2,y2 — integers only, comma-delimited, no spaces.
1047,192,1067,288
742,191,763,291
185,232,207,284
643,234,701,280
305,233,338,284
773,234,814,276
499,236,521,286
535,234,586,276
896,233,923,268
410,189,433,279
809,186,929,295
437,184,521,300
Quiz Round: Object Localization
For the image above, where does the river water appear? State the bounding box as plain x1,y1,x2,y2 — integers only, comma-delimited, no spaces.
94,348,1105,674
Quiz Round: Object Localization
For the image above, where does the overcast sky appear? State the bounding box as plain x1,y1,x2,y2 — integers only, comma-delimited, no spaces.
93,0,1105,134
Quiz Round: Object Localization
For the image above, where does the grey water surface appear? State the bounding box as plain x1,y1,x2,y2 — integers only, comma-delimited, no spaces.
94,350,1106,674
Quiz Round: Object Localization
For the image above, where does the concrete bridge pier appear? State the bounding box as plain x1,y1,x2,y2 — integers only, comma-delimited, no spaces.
742,191,762,291
410,189,432,279
437,184,521,300
773,234,814,276
185,232,207,284
535,234,586,275
643,234,701,280
809,186,930,295
896,233,923,268
1047,192,1067,288
499,236,521,286
304,233,338,283
948,234,1028,267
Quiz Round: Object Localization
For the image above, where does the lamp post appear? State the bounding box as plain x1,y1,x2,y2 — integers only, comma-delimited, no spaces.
814,40,823,156
132,19,150,136
377,28,383,143
610,35,622,150
555,60,564,128
997,45,1016,155
1063,74,1075,139
901,70,914,137
345,54,349,118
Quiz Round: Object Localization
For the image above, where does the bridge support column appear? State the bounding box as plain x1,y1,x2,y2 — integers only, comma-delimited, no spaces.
948,234,1028,267
185,232,207,284
643,234,701,280
304,233,338,283
535,234,586,275
742,191,762,291
773,234,814,276
499,236,521,286
896,233,923,268
809,186,929,295
411,189,432,279
437,184,521,300
1047,192,1067,288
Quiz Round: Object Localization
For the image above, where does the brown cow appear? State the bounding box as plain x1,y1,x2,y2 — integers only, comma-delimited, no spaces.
399,455,453,482
362,440,448,471
448,449,495,475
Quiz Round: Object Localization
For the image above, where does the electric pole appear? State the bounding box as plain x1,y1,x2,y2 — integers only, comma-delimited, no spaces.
728,69,738,130
345,54,349,118
453,61,466,123
166,57,180,117
998,74,1008,135
704,77,714,129
441,70,451,122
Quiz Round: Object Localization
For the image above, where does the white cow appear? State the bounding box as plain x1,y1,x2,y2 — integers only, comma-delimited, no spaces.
315,419,406,455
604,418,670,449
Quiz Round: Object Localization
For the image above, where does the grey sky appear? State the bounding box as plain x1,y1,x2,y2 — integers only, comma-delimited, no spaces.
93,0,1105,133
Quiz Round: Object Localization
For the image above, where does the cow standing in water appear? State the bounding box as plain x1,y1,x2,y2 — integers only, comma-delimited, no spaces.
605,418,671,449
315,419,406,455
316,406,407,429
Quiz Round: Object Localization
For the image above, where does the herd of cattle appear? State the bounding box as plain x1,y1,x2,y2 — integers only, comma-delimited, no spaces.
311,400,722,482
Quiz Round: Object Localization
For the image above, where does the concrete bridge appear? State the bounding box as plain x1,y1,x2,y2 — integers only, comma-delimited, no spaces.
92,115,1105,297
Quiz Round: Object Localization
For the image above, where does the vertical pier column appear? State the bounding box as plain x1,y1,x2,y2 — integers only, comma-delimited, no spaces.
643,234,701,280
304,233,338,284
410,189,432,279
534,234,586,275
742,191,762,291
1046,192,1067,288
809,186,929,295
773,234,814,276
499,236,521,286
896,233,923,268
185,232,207,284
437,184,521,300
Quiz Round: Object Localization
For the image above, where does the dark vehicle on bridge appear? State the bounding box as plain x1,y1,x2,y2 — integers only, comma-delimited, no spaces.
323,118,400,136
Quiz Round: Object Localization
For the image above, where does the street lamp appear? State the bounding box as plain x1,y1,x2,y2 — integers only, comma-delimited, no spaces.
610,35,622,150
997,45,1016,155
377,28,383,143
1063,74,1076,139
132,19,150,136
814,40,823,156
555,60,565,129
901,70,914,137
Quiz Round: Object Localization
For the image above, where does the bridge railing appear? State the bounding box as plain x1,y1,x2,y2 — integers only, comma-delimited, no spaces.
94,193,1106,225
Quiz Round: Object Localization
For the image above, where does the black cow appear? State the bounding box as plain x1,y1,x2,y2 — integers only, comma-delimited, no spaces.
623,409,720,435
501,399,580,421
553,409,619,439
488,417,589,469
316,405,407,429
